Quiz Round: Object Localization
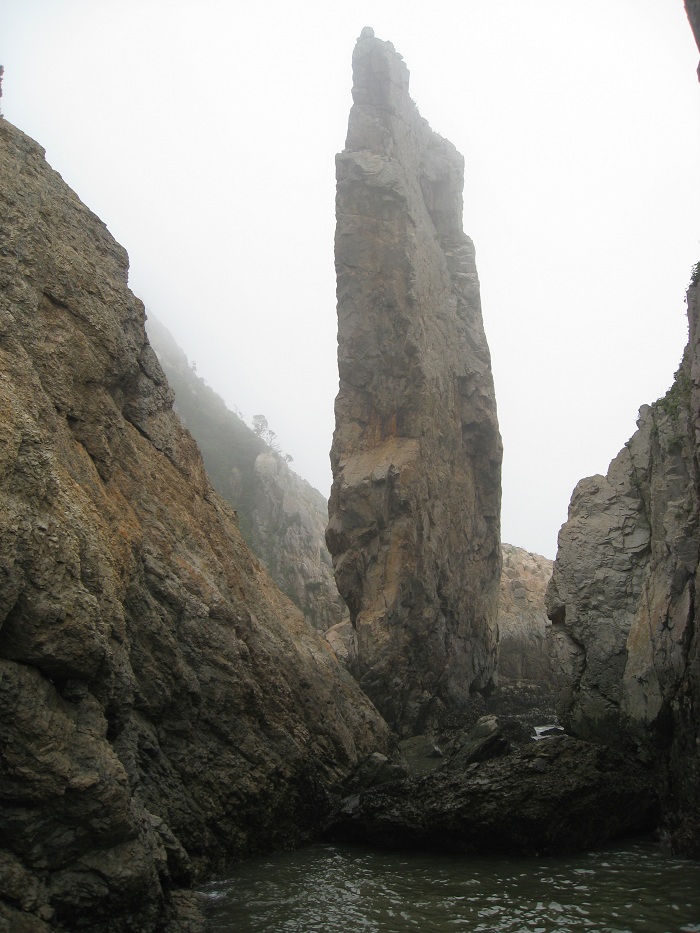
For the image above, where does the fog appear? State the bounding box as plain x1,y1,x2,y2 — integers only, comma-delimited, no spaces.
3,1,700,558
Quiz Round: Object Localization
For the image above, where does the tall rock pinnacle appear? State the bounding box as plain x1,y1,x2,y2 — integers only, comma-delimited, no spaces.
327,31,503,735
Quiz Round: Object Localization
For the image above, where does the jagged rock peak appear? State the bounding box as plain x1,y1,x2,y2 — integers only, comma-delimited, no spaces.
327,32,503,736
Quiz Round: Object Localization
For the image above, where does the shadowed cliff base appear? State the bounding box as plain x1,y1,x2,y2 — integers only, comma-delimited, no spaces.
327,734,658,857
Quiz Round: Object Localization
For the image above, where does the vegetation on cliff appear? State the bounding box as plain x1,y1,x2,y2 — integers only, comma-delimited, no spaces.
146,315,345,633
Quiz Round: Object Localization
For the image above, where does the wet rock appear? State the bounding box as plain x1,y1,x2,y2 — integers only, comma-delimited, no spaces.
398,735,446,776
341,752,408,794
327,29,502,736
448,715,510,765
329,735,658,856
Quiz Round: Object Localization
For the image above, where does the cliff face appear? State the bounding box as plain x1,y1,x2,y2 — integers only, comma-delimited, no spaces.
249,452,345,631
327,543,555,695
327,30,502,735
146,316,345,633
546,283,700,851
497,544,554,686
0,118,391,931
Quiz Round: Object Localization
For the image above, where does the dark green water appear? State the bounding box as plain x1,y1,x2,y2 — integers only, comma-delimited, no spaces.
201,839,700,932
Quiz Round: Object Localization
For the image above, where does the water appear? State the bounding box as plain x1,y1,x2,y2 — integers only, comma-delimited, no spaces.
201,839,700,932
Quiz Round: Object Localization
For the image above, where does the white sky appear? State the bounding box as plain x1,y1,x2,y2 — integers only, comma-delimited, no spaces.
3,1,699,559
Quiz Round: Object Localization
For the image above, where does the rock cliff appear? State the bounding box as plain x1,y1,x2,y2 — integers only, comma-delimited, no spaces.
146,316,345,633
497,544,554,685
546,282,700,852
330,734,658,856
0,117,391,931
327,29,502,735
544,6,700,854
687,0,700,77
325,543,555,696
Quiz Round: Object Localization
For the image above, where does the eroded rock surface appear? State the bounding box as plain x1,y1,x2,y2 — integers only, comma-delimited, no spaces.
329,734,658,856
249,453,345,632
146,316,345,633
546,283,700,852
327,30,502,735
327,543,556,719
498,544,554,685
0,118,392,931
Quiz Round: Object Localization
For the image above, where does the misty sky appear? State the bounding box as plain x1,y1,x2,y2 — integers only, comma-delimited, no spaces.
3,1,700,559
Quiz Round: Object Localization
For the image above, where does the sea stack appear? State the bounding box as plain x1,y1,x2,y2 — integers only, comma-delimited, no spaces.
327,30,502,735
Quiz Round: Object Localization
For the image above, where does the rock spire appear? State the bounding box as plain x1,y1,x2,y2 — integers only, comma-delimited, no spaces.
327,31,502,735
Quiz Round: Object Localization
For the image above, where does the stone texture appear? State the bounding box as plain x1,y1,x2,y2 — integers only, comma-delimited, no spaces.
497,544,554,685
249,452,345,632
0,117,392,930
327,543,556,720
146,315,346,634
328,734,658,856
546,283,700,852
327,30,502,735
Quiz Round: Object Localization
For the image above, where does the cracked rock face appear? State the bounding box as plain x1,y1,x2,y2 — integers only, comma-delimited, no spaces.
0,118,391,931
145,317,346,635
497,544,554,686
329,734,658,856
546,283,700,853
327,31,502,735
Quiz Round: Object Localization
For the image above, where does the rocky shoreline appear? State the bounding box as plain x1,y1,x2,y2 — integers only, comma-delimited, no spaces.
2,12,700,933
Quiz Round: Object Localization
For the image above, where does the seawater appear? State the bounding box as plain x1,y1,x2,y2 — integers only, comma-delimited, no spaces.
201,838,700,932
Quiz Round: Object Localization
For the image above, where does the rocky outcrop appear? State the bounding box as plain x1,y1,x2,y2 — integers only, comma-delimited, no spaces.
329,734,658,856
327,29,502,735
0,118,392,931
248,453,345,631
497,544,554,685
546,282,700,852
146,316,345,632
325,543,555,699
491,545,556,725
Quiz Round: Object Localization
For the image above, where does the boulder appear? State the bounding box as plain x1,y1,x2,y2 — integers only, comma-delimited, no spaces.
329,735,658,856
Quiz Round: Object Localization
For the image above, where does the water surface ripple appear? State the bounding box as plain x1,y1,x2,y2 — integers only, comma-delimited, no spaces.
202,839,700,932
